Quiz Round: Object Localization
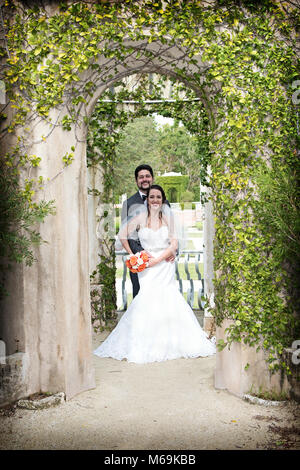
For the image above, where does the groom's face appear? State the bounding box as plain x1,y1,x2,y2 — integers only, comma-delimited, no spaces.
136,169,153,193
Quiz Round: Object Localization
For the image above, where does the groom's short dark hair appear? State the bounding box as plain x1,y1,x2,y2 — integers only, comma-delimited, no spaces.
135,164,154,180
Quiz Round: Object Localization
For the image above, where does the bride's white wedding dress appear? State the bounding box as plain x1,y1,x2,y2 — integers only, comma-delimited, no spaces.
94,225,216,363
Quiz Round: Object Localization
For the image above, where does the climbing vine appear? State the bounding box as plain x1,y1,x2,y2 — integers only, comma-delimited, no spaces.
0,0,299,374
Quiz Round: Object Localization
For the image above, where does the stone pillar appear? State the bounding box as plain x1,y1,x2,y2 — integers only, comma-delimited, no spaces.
215,320,291,397
0,353,30,407
0,117,95,403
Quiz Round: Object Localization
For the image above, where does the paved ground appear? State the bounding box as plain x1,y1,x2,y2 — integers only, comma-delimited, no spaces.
0,330,299,451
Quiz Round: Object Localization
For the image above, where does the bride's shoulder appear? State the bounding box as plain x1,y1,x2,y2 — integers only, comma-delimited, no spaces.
161,214,170,226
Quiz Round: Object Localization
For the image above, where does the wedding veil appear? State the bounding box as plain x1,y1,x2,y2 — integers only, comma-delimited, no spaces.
115,203,187,253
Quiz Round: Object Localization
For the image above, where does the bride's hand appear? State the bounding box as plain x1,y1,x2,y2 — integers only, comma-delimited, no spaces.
147,257,158,268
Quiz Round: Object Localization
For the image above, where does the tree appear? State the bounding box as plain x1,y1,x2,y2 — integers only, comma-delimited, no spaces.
114,115,161,200
157,121,202,200
114,116,207,202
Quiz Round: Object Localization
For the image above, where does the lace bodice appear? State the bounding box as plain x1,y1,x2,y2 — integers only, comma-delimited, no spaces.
138,226,170,253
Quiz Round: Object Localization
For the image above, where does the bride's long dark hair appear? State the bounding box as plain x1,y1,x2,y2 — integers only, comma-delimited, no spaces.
146,184,167,223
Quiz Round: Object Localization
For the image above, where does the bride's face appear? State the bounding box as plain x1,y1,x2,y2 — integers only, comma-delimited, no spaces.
148,189,163,210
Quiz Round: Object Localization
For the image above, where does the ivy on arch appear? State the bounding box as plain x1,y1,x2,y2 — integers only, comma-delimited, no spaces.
0,0,299,374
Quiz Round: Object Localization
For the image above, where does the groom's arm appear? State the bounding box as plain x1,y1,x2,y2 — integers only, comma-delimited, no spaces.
120,199,146,255
128,239,144,254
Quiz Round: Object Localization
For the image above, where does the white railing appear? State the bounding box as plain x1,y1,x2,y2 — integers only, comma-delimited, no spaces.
116,250,205,311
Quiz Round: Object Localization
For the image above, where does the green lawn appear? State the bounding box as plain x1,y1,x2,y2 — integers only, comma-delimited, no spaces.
176,261,204,279
187,232,203,238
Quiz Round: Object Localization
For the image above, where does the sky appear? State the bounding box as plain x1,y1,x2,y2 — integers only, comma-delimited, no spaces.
153,113,174,128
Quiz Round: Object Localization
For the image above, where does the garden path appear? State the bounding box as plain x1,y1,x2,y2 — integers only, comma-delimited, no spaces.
0,330,299,450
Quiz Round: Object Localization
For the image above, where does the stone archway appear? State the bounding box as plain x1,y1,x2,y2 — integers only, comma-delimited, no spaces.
0,1,296,404
1,40,217,403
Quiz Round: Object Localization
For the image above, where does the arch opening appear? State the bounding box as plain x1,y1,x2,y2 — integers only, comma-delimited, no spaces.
86,72,213,331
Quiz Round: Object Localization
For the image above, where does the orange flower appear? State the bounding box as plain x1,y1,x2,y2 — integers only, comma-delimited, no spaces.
140,251,149,262
129,256,138,266
126,252,149,273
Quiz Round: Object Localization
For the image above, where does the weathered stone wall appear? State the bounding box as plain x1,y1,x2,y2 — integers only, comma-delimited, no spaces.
0,353,30,406
215,320,291,398
283,348,300,403
0,112,95,403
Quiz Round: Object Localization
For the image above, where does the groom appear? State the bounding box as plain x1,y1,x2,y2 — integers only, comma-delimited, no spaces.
121,164,172,298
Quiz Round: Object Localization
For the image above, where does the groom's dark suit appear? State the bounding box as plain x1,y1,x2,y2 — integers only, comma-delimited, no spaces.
121,191,147,298
121,191,170,298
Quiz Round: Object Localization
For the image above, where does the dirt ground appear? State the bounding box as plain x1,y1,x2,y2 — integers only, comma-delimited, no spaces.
0,330,299,451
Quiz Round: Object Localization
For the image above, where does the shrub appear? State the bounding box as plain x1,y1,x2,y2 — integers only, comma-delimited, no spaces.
0,158,55,299
181,190,194,202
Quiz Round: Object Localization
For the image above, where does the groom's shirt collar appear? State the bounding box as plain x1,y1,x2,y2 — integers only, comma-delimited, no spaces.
139,191,147,204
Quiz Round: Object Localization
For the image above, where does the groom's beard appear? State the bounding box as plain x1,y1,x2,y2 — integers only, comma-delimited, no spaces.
137,182,151,192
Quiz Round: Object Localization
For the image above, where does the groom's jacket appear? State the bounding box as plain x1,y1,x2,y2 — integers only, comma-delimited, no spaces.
121,191,146,254
121,191,170,254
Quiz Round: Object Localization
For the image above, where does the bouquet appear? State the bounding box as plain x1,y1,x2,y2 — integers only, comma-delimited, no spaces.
125,251,149,273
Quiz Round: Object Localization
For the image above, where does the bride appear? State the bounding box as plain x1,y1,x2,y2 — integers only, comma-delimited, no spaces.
94,184,215,363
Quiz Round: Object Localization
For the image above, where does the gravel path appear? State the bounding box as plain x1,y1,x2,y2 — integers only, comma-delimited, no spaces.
0,331,299,450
